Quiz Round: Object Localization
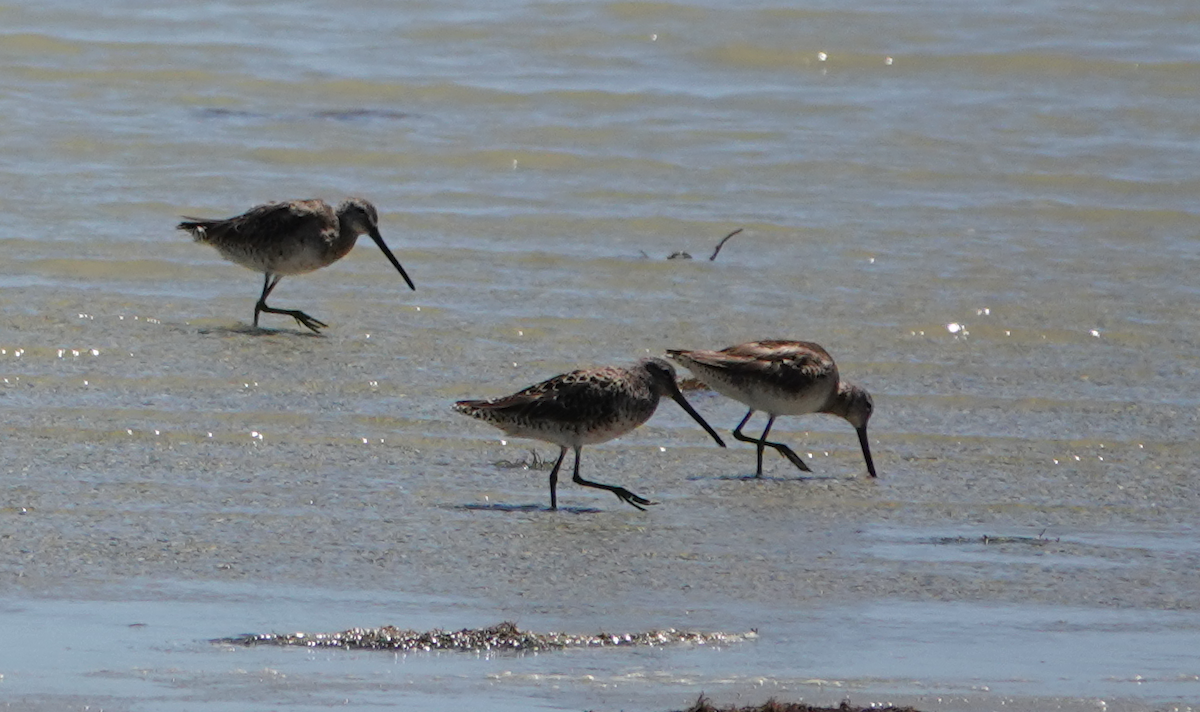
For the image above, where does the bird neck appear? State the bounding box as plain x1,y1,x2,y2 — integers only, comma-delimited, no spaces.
819,381,858,421
329,220,364,261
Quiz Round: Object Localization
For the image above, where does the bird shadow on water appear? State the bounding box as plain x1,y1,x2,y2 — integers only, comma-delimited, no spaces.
688,473,844,482
450,502,604,515
191,323,324,338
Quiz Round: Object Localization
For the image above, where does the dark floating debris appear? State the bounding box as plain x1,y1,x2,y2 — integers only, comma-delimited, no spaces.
217,621,754,653
680,694,921,712
650,227,744,261
708,227,743,261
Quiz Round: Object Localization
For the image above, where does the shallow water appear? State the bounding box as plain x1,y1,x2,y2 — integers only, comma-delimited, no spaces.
1,1,1199,710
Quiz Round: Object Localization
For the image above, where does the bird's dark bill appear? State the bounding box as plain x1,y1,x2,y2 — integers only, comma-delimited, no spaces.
857,427,877,478
371,229,416,290
667,386,726,448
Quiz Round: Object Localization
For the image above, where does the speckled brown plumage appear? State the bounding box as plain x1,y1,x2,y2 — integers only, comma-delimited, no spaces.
668,340,877,478
455,357,726,510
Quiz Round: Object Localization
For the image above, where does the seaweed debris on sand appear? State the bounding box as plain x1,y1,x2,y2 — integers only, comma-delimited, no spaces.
217,621,756,653
679,695,922,712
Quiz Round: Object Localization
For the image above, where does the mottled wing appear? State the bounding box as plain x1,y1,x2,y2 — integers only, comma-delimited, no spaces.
178,199,332,246
458,369,624,425
672,340,836,391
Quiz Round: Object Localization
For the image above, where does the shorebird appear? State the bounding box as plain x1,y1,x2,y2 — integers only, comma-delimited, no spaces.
177,198,415,333
454,357,727,510
667,340,876,478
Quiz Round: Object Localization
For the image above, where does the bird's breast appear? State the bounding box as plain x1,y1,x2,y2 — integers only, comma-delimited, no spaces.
703,372,836,416
576,405,656,445
214,239,329,276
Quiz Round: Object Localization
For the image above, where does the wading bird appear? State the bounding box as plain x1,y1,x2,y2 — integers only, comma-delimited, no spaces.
454,357,727,510
667,340,876,478
178,197,414,332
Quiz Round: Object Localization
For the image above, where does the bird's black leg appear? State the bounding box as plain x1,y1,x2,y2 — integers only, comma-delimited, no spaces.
569,446,655,511
733,410,812,476
253,273,276,327
731,410,766,476
254,273,328,333
758,416,813,475
547,446,568,510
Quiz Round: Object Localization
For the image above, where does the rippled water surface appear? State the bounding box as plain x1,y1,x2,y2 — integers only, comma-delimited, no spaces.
1,1,1199,710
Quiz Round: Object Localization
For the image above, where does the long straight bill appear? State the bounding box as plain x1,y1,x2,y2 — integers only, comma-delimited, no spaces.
857,427,878,478
371,228,416,291
666,385,727,448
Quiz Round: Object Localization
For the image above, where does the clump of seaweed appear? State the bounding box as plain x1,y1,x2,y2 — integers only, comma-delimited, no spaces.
680,694,921,712
217,621,755,653
932,529,1061,546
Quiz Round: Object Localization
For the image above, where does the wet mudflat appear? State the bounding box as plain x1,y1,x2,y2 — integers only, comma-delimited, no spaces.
2,0,1200,711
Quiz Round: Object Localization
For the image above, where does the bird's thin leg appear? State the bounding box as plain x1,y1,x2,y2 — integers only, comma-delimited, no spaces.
569,446,655,511
262,273,282,300
731,410,766,476
757,416,813,475
253,274,277,327
254,273,328,333
732,411,811,476
730,410,756,443
547,446,568,510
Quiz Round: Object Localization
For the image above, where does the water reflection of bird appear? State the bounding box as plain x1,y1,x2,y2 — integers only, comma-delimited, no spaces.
668,340,877,478
178,197,414,333
455,357,727,510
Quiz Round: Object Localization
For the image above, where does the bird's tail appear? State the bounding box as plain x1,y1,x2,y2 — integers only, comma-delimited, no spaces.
176,218,212,242
453,400,490,417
